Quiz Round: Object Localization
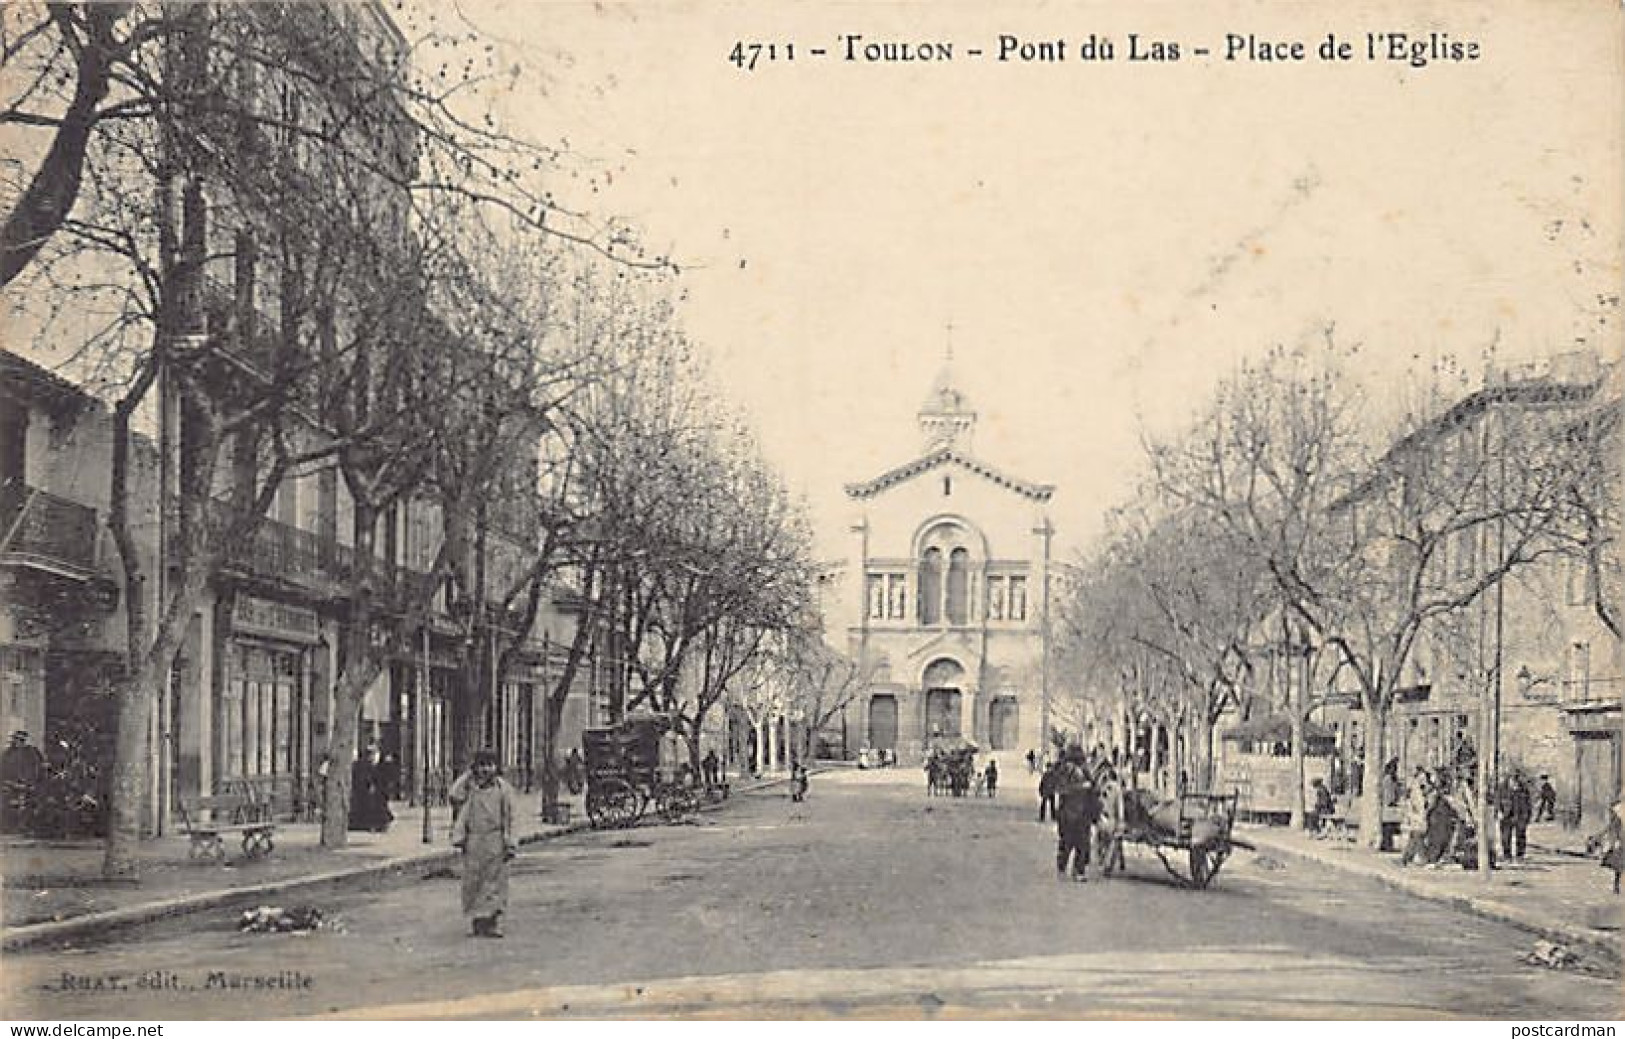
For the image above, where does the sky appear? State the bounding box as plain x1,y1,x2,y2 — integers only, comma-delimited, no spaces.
17,0,1623,562
440,0,1622,561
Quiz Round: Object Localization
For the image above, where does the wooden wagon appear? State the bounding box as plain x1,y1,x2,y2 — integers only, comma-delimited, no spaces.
1099,788,1253,889
581,713,698,829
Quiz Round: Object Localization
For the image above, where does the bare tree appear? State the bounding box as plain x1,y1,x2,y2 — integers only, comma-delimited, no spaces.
781,636,871,763
1148,341,1606,852
1,1,662,292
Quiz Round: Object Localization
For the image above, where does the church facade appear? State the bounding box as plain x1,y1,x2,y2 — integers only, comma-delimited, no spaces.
825,366,1054,765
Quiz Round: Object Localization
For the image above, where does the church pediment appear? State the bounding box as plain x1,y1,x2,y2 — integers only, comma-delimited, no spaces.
844,447,1053,503
906,628,978,663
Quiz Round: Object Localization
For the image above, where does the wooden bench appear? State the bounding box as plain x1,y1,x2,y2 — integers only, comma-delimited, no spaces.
231,775,300,821
1319,800,1405,845
177,794,276,861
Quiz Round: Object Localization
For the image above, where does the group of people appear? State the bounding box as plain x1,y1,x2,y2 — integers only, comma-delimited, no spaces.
924,750,998,798
1392,764,1548,870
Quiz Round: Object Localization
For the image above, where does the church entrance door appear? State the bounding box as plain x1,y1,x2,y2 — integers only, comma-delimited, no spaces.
868,695,898,752
990,697,1019,750
925,688,962,739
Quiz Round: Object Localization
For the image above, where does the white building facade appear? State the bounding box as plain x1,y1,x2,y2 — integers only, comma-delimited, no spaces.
828,365,1054,765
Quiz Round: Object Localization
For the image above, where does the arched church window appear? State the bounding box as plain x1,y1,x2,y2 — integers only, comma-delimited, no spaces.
946,547,969,625
919,547,942,625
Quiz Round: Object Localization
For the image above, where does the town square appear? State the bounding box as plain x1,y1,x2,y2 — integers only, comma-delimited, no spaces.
1,0,1621,1022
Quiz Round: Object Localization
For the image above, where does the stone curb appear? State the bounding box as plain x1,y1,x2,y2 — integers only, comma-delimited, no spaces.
1,818,594,954
0,770,813,953
1242,830,1621,967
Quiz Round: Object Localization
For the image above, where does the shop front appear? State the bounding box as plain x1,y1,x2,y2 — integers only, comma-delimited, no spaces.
1564,703,1622,830
216,593,322,815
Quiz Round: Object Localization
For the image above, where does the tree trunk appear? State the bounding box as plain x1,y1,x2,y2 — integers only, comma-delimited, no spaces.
454,634,492,771
1358,698,1387,850
104,658,161,878
103,558,210,877
1149,722,1163,792
1290,650,1307,831
322,503,380,848
538,597,593,820
320,620,374,847
1195,712,1217,790
537,691,564,820
684,723,703,776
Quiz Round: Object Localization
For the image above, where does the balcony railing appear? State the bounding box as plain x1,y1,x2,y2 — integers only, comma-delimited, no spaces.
1562,675,1623,705
0,483,98,575
167,496,431,597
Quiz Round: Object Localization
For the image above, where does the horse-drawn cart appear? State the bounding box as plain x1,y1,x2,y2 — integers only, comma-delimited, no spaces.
1101,788,1253,889
581,714,698,829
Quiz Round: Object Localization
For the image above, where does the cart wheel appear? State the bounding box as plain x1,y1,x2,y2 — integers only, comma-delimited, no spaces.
626,788,650,827
1189,846,1215,889
588,780,641,829
658,787,699,823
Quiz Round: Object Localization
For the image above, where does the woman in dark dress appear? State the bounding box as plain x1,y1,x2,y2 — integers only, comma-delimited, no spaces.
349,745,394,832
1420,768,1457,865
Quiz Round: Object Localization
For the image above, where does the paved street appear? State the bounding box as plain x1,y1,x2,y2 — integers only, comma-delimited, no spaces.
3,769,1620,1020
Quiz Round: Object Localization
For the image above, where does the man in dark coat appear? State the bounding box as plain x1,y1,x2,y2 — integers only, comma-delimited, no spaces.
1,731,45,834
1497,772,1533,860
984,758,999,798
1038,762,1058,822
1535,775,1557,822
1054,749,1101,881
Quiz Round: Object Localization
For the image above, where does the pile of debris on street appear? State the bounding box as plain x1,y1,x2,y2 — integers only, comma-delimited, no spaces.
1521,940,1581,971
237,906,334,934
